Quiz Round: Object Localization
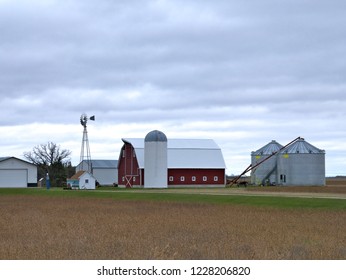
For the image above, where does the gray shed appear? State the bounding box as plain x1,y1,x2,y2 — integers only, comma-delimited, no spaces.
277,138,325,186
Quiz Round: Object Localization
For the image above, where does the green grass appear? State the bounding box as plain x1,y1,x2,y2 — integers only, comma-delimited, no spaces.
0,187,345,210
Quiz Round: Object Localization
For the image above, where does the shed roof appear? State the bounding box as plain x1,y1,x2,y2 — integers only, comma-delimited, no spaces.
122,138,226,169
69,171,86,180
78,160,118,169
0,156,36,166
69,170,95,180
281,138,325,154
252,140,283,155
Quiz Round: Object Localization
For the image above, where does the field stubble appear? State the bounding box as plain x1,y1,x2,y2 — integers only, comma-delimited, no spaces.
0,195,345,260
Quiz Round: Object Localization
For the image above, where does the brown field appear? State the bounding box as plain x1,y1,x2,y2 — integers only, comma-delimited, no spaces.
0,195,345,260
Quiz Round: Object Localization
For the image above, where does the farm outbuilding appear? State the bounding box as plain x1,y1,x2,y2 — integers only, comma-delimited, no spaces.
67,171,96,190
76,160,118,186
118,130,226,188
251,140,283,185
250,138,325,186
277,138,325,186
0,157,37,188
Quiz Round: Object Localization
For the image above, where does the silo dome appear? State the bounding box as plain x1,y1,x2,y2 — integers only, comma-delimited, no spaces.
145,130,167,142
252,140,283,156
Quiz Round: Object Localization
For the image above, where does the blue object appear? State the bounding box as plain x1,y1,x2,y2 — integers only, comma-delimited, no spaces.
46,173,51,189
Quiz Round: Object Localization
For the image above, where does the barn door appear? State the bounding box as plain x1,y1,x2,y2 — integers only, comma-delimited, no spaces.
125,175,133,188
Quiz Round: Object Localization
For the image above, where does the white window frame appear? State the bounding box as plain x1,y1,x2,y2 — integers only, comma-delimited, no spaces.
203,176,207,182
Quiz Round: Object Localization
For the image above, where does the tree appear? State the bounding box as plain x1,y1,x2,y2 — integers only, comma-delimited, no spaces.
24,142,73,187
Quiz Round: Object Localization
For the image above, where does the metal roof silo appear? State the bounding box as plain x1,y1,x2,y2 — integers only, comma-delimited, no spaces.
251,140,283,185
277,138,325,186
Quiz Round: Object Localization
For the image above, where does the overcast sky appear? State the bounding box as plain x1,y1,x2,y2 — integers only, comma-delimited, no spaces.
1,0,346,176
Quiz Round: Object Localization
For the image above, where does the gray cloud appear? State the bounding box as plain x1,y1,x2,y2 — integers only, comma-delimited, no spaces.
1,0,346,175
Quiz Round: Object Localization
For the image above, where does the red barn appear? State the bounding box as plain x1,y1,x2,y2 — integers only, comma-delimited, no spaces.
118,137,226,188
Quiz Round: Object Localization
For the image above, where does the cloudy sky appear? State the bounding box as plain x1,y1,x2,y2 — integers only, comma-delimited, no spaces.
1,0,346,176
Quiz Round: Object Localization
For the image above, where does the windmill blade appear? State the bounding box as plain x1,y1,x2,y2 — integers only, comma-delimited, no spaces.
80,113,88,127
90,115,95,121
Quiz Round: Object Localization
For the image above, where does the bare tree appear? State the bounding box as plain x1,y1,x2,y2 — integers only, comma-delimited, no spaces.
24,142,73,187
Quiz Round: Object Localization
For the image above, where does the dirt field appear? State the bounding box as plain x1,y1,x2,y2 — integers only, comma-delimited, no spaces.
0,195,345,260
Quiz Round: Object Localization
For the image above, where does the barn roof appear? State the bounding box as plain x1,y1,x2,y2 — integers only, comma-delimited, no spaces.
121,138,226,169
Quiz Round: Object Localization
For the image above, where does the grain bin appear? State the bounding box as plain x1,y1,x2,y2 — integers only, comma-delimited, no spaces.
144,130,168,188
251,140,283,185
277,138,325,186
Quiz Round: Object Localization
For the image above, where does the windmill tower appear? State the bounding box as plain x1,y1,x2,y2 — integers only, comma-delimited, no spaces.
80,114,95,173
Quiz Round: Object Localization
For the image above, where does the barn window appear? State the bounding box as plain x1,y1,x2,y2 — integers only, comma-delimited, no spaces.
85,179,89,184
192,176,196,182
203,176,207,182
180,176,185,182
169,176,174,182
122,177,125,182
122,150,125,158
133,177,136,182
214,176,218,182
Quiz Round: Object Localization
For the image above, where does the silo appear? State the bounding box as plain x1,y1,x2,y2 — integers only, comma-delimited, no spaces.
251,140,283,185
144,130,168,188
277,138,325,186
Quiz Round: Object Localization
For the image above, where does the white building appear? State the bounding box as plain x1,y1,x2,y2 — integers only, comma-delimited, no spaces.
0,157,37,188
76,160,118,185
144,130,168,188
67,171,96,190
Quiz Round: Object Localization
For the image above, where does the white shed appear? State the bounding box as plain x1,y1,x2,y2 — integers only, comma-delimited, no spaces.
67,171,96,190
0,157,37,188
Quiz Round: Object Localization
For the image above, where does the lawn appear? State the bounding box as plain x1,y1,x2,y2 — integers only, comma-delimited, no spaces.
1,187,345,210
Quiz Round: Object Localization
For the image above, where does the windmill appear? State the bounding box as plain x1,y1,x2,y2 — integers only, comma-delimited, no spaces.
80,114,95,173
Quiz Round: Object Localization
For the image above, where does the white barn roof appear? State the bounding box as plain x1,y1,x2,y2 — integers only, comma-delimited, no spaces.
122,138,226,169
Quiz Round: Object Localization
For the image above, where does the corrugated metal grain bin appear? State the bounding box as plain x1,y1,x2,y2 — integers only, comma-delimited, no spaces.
277,138,325,186
251,140,283,185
